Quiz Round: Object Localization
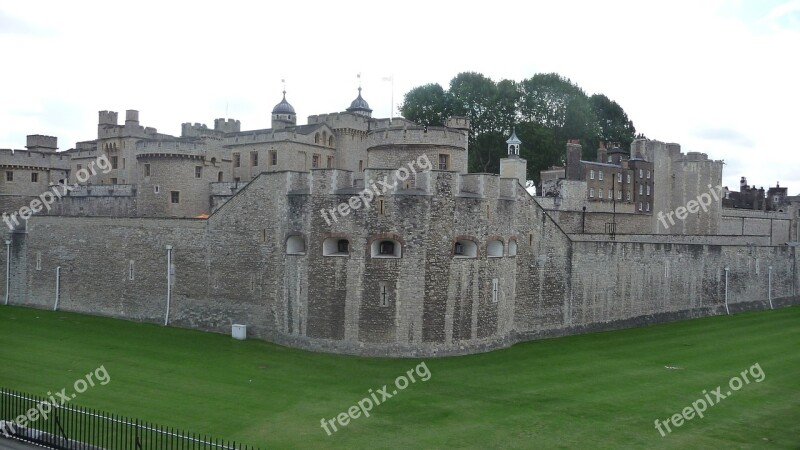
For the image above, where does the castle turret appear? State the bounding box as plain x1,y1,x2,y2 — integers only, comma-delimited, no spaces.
272,90,296,130
500,128,527,186
25,135,58,153
346,87,372,118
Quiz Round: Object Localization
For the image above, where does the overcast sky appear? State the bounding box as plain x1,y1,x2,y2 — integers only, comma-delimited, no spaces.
1,0,798,192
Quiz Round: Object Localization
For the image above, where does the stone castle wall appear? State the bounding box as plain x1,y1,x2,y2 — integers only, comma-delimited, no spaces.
3,169,797,357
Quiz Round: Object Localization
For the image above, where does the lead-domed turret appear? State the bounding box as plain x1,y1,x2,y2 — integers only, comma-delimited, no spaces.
346,87,372,117
272,90,296,130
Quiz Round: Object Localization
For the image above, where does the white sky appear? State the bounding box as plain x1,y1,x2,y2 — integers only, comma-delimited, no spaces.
1,0,798,192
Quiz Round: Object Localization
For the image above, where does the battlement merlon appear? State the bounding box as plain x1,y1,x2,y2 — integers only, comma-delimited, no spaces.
26,134,57,152
214,118,241,133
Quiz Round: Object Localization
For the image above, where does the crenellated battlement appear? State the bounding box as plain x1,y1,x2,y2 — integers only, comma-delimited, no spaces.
214,118,241,133
26,135,58,151
366,126,468,149
0,148,70,170
135,139,213,156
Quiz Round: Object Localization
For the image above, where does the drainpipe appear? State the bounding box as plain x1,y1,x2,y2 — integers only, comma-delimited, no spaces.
54,266,61,311
768,266,773,310
724,267,730,315
164,245,172,326
4,239,10,305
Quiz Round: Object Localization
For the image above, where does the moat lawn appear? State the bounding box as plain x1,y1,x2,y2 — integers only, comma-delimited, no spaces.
1,305,798,449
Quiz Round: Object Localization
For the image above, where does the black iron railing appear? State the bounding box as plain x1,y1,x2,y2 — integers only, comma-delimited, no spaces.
0,388,259,450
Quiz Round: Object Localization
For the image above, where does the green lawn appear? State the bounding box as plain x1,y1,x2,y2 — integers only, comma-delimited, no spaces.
1,305,798,449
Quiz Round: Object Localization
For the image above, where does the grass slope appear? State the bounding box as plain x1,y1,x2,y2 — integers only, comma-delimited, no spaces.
1,305,798,449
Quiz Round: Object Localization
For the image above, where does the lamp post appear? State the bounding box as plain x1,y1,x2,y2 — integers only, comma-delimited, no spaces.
4,239,10,305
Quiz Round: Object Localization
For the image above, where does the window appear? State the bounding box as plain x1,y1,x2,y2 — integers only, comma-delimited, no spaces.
508,240,517,257
617,190,622,200
439,154,449,170
453,240,478,258
378,199,385,215
122,158,126,169
6,171,12,182
599,189,603,199
589,188,594,198
312,154,320,168
251,151,258,166
639,202,643,211
154,185,160,194
36,252,41,271
646,202,650,212
144,163,151,177
492,278,498,303
111,156,118,169
617,173,622,182
31,173,38,182
627,174,631,183
639,169,643,179
380,241,394,255
233,153,241,167
328,136,334,147
358,160,364,172
590,170,595,180
375,283,387,306
599,170,604,181
608,156,613,163
270,151,277,166
314,133,320,144
371,239,402,258
639,184,643,195
111,178,117,185
487,240,503,257
171,191,180,203
327,156,334,168
646,185,650,195
608,189,612,199
286,235,306,255
128,260,134,280
647,170,651,179
195,166,202,178
323,238,350,256
626,191,631,201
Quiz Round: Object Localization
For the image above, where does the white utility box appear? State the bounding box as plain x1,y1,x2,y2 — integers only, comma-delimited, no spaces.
232,324,247,340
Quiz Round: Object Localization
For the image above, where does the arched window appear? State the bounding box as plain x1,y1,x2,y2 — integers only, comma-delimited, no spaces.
508,239,518,257
371,239,401,258
323,238,349,256
453,239,478,258
286,235,306,255
487,240,503,258
328,136,334,147
217,171,223,182
314,133,320,144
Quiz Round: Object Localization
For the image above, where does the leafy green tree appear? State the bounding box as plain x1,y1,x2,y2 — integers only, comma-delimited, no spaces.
588,94,636,152
399,83,450,127
400,71,637,182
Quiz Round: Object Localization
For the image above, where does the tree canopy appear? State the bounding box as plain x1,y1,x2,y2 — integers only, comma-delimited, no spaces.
399,72,636,182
